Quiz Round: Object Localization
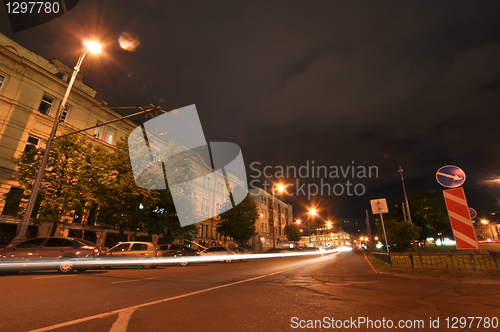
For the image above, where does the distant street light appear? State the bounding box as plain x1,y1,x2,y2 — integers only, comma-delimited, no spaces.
307,208,317,246
271,183,285,248
10,40,102,246
481,219,495,239
296,219,301,224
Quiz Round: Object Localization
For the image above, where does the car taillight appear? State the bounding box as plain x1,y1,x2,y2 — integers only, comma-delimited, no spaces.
155,250,159,257
92,247,99,255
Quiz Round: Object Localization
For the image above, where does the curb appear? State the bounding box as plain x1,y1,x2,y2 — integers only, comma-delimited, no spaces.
363,251,500,284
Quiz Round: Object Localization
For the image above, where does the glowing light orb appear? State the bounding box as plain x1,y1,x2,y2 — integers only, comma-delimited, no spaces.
119,32,140,51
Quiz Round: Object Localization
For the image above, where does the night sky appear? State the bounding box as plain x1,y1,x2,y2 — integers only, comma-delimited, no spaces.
2,1,500,229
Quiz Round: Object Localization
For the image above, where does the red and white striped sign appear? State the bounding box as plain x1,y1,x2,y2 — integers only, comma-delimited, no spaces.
443,188,479,250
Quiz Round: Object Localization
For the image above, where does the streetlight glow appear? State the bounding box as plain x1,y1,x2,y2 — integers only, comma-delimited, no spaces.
84,40,102,54
481,219,489,225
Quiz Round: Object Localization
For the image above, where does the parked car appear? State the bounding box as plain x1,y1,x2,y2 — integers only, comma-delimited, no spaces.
102,241,161,269
159,244,200,266
233,247,252,261
199,246,238,263
0,237,100,274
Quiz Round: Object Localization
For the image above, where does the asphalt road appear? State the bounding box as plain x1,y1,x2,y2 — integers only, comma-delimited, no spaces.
1,250,499,332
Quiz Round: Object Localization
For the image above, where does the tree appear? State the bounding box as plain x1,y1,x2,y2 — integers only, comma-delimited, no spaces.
12,134,89,235
407,192,452,246
284,224,301,242
87,138,198,241
382,192,452,247
217,187,258,246
375,218,421,251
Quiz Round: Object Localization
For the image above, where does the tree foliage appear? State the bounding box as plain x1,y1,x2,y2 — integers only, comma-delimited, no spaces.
217,187,258,245
12,135,197,241
375,218,421,251
12,135,89,235
284,224,302,242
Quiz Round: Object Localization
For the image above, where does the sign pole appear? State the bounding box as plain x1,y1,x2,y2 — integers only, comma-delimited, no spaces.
378,202,390,254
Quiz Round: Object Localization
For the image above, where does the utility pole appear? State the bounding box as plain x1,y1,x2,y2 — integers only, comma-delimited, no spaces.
398,165,419,253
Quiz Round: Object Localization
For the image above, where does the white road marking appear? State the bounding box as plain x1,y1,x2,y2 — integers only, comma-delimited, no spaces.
238,265,254,268
33,275,77,279
109,308,136,332
28,264,313,332
110,277,156,284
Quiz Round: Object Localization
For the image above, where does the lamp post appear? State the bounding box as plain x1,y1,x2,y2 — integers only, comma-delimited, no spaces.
271,184,284,248
307,208,317,247
10,40,101,246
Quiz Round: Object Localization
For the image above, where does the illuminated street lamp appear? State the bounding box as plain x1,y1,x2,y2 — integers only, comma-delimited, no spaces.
307,208,317,246
10,40,102,246
296,219,301,224
326,221,332,228
271,183,285,248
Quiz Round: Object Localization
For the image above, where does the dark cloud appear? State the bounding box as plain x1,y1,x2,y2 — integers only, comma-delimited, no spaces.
2,0,500,223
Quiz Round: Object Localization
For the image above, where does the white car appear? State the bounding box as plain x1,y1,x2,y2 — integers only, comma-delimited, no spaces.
103,241,162,269
199,246,239,263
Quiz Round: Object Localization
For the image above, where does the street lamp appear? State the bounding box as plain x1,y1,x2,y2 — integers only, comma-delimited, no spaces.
307,208,317,246
296,219,301,224
10,40,102,246
271,183,285,248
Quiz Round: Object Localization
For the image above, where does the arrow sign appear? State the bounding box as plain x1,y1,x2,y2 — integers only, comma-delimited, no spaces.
436,165,466,188
469,208,477,219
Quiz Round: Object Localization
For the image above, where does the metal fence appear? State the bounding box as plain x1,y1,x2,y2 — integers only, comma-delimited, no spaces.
373,251,500,270
372,252,391,265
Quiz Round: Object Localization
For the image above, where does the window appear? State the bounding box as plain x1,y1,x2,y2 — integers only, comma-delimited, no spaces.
131,243,147,251
105,127,115,144
0,74,5,91
109,243,130,252
59,104,70,123
217,182,224,193
204,176,211,188
202,198,210,215
17,238,45,248
44,238,69,247
24,135,39,153
1,186,23,216
93,122,103,139
38,95,53,115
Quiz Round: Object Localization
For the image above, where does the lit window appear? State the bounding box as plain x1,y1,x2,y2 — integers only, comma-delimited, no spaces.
24,135,39,152
105,127,115,144
93,122,103,139
38,95,53,115
59,105,70,123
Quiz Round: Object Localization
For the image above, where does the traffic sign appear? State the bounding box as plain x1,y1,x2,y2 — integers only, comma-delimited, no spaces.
436,165,466,188
370,198,388,214
469,208,477,219
442,188,479,250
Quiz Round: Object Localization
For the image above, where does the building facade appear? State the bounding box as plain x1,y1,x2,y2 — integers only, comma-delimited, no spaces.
0,33,142,245
0,33,267,250
248,188,293,252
